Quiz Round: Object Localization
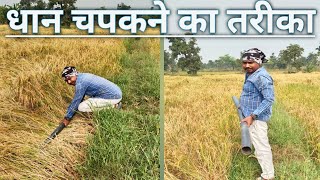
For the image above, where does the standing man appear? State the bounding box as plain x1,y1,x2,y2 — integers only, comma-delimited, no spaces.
61,66,122,126
239,48,275,180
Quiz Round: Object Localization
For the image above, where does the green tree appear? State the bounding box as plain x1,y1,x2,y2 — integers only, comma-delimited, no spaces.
0,5,9,24
117,3,131,10
99,6,107,10
48,0,77,26
0,3,21,24
268,53,286,69
19,0,36,9
219,54,237,70
316,46,320,54
164,50,176,72
18,0,46,24
304,52,319,72
206,60,215,69
167,37,202,75
33,0,46,10
185,38,202,74
115,3,131,28
7,3,21,10
266,53,276,69
168,37,186,63
210,54,237,70
279,44,304,72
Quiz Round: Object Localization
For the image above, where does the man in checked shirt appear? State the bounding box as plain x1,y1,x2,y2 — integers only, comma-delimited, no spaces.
60,66,122,126
239,48,275,180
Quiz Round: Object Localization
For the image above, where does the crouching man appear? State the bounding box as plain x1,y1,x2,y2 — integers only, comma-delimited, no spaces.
61,66,122,126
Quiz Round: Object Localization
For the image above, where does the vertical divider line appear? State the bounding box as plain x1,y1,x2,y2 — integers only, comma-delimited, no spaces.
160,37,164,180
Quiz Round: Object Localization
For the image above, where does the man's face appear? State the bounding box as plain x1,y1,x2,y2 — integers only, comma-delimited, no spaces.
242,60,260,74
64,75,77,86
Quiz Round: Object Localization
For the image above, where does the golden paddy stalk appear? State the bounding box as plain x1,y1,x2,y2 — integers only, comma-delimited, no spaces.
165,73,243,180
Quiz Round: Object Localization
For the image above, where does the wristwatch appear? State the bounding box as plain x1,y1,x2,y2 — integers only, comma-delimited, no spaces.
250,113,256,120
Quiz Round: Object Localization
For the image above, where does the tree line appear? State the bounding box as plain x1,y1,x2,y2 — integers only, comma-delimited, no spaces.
165,38,320,74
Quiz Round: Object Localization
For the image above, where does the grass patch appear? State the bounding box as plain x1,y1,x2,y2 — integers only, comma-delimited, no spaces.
112,38,160,115
78,38,160,179
228,103,320,179
78,109,159,179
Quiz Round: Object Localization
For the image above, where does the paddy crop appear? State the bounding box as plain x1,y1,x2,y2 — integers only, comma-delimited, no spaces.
0,25,160,179
165,71,320,179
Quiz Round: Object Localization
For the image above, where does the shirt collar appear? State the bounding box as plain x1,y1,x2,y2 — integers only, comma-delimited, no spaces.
245,67,264,80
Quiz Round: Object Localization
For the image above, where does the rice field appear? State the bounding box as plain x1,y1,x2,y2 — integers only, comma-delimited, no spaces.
0,25,160,179
165,71,320,179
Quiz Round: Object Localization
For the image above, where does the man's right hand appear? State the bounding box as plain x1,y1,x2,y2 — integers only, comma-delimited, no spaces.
241,115,254,127
61,118,70,126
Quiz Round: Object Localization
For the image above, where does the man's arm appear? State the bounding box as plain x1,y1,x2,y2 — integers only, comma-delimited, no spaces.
63,84,87,125
252,75,275,118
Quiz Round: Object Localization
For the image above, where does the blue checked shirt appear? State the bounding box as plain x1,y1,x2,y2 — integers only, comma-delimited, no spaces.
64,73,122,120
240,67,274,121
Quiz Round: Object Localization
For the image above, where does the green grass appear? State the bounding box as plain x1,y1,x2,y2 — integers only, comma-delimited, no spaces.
112,38,160,115
78,109,159,179
228,103,320,180
78,38,160,179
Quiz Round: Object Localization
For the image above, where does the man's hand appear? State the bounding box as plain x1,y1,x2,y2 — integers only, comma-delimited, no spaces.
61,118,70,126
241,115,254,127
